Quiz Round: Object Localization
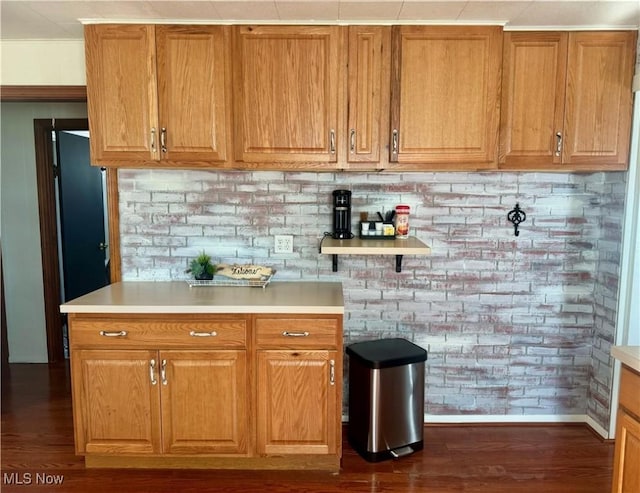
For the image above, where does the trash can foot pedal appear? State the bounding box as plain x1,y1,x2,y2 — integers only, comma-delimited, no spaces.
390,445,415,458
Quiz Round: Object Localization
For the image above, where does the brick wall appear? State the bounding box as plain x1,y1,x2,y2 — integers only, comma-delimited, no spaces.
118,169,626,429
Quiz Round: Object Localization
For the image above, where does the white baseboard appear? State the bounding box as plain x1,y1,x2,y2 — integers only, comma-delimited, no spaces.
342,413,610,439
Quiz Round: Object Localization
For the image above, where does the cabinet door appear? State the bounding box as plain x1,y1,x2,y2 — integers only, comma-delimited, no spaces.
257,350,338,455
72,349,161,455
563,31,636,168
233,26,345,165
389,26,502,168
612,410,640,493
347,26,390,167
160,350,248,455
85,24,159,164
156,26,231,163
499,32,567,168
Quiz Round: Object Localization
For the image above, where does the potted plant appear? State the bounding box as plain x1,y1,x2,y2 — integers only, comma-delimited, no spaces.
187,251,218,281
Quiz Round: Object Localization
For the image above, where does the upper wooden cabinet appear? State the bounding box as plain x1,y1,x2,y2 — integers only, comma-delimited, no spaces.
233,26,345,166
156,26,231,163
85,25,158,163
85,24,231,166
346,26,391,168
500,31,636,170
388,26,503,169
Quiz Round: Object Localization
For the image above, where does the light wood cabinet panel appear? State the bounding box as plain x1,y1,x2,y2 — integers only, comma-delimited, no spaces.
612,410,640,493
500,31,636,170
563,31,636,168
85,24,231,167
72,349,162,455
161,350,248,455
346,26,391,167
257,350,339,455
612,365,640,493
255,317,339,349
156,25,231,162
499,32,567,167
389,26,502,168
233,26,345,165
85,25,159,163
70,316,247,349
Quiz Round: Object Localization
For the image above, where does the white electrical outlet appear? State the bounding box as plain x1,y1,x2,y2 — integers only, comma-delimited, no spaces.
274,235,293,253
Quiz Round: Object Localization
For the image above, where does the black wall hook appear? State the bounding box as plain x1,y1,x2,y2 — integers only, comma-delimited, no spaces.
507,203,526,236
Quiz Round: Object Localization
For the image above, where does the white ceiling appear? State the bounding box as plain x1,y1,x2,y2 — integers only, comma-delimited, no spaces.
1,0,639,40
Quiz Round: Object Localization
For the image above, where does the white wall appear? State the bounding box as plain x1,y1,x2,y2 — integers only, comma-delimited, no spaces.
0,40,85,85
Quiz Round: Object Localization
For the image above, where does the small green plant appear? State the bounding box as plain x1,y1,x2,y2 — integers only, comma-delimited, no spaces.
186,251,218,280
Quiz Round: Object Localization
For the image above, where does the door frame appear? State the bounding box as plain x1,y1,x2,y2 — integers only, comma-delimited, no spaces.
33,118,121,362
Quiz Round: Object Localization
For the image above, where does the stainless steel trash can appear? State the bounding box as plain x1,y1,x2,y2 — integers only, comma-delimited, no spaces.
346,338,427,462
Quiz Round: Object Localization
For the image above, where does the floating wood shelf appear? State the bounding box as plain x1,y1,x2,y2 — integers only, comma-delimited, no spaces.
320,236,431,272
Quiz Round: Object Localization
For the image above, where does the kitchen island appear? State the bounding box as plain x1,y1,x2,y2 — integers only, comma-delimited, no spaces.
61,281,344,470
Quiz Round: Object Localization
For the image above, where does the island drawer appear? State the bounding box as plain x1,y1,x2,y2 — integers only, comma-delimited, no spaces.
255,317,339,349
69,316,248,349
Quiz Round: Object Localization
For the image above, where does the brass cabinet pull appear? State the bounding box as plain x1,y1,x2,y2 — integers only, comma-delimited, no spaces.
329,359,335,385
282,331,310,337
99,330,127,337
330,129,336,154
349,129,356,153
555,132,563,157
150,127,156,153
149,359,158,385
189,330,218,337
391,129,399,155
161,127,167,153
160,359,168,386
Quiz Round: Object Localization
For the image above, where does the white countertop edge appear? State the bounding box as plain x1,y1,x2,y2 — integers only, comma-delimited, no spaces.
611,346,640,373
61,305,345,315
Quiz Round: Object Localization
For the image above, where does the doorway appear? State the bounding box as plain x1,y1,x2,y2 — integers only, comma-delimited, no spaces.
34,119,120,362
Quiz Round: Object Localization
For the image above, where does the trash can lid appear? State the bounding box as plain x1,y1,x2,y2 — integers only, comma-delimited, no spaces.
346,338,427,369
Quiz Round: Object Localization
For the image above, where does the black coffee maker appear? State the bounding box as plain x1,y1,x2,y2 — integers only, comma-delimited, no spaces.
332,190,352,239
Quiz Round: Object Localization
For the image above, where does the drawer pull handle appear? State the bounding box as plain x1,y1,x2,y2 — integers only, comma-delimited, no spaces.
150,359,158,386
282,331,310,337
99,330,127,337
189,330,218,337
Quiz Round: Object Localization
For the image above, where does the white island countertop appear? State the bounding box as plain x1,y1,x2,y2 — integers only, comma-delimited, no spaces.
611,346,640,373
60,281,344,315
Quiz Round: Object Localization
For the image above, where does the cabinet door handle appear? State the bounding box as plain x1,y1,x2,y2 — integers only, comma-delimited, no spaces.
99,330,127,337
160,359,168,386
161,127,167,153
282,331,310,337
150,127,156,153
329,359,335,385
149,359,158,385
349,129,356,153
189,330,218,337
329,129,336,154
555,132,562,157
391,129,399,156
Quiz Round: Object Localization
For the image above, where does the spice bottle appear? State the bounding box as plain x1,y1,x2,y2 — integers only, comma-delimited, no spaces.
395,205,410,238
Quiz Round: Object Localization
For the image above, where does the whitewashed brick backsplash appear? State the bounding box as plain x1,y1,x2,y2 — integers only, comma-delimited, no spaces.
118,169,625,429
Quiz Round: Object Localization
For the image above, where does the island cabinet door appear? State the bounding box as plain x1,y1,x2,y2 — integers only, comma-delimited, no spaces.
612,409,640,493
256,350,338,455
72,349,162,455
160,350,248,455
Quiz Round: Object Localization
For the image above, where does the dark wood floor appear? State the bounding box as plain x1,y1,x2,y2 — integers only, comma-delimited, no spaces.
1,363,614,493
